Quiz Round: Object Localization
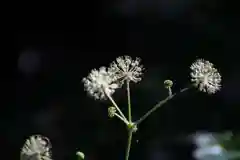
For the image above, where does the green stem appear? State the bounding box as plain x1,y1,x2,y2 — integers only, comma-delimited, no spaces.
105,91,128,122
125,130,133,160
125,80,133,160
168,87,172,96
135,87,189,125
126,80,132,122
114,113,129,125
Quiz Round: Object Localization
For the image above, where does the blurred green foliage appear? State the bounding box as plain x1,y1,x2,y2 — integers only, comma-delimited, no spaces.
217,132,240,160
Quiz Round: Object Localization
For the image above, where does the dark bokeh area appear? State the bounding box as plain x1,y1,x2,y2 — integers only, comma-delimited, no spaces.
13,0,240,160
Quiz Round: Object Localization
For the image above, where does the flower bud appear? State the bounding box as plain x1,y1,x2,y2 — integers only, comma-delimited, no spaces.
164,80,173,89
108,106,116,118
127,122,138,133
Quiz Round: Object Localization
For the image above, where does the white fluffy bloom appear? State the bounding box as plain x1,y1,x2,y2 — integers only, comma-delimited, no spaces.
21,135,52,160
193,133,227,160
82,67,120,100
190,59,221,94
194,145,226,160
108,55,144,83
193,133,218,148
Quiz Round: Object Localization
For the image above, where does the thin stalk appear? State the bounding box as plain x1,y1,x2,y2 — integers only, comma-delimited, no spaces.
125,130,133,160
135,87,189,125
168,87,172,96
125,80,133,160
105,91,128,122
126,80,132,122
115,113,129,125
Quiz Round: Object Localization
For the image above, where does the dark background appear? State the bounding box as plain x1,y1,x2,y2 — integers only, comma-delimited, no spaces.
13,0,240,159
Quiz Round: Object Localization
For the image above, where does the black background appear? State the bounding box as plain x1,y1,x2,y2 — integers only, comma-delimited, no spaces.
12,1,240,159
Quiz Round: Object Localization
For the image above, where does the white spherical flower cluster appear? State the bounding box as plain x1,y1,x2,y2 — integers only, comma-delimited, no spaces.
82,67,120,100
108,55,144,83
190,59,221,94
21,135,52,160
83,56,144,100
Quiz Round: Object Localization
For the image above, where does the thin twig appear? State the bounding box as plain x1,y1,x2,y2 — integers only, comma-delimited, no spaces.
135,87,189,125
105,92,128,122
115,113,129,125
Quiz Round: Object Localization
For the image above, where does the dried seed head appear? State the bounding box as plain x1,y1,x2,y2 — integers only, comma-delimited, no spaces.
190,59,221,94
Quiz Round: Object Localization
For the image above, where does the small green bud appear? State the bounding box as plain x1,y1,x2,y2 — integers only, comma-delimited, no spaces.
76,151,85,160
127,122,138,133
132,125,138,133
164,80,173,89
108,106,116,118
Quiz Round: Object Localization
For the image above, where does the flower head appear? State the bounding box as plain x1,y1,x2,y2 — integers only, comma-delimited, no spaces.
108,55,144,83
21,135,52,160
82,67,120,100
190,59,221,94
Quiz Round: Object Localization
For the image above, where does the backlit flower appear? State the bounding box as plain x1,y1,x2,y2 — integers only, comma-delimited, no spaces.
108,55,144,83
190,59,221,94
82,67,120,100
